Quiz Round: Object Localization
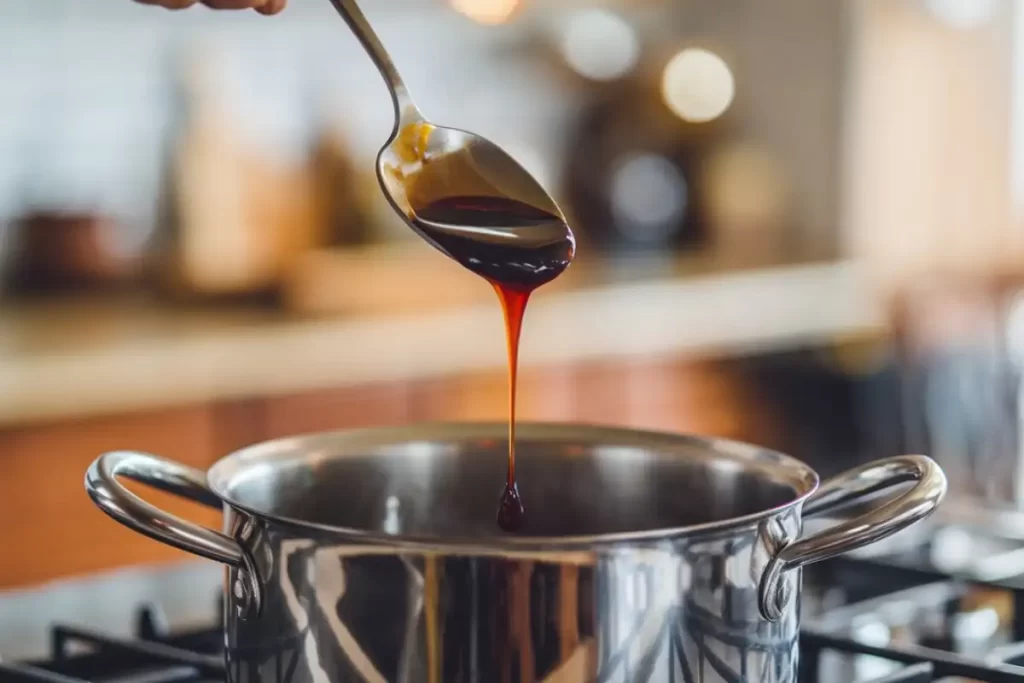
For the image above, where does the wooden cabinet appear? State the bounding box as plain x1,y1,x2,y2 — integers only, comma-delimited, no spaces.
403,358,758,436
0,407,221,588
0,355,765,590
262,383,413,439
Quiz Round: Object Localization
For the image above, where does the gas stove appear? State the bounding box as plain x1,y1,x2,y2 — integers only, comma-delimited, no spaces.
800,571,1024,682
7,520,1024,682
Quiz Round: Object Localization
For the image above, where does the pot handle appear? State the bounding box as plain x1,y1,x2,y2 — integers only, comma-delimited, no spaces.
757,455,947,621
85,450,246,568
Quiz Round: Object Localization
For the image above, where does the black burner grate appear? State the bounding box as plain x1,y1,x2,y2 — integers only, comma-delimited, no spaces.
801,626,1024,682
2,606,223,683
800,552,1024,683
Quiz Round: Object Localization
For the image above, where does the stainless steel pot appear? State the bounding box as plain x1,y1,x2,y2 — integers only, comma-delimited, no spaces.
85,422,946,683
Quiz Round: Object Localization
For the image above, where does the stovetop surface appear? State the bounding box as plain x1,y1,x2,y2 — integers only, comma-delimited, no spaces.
8,521,1024,682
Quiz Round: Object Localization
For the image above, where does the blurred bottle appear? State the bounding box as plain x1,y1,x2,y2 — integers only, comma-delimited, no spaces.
703,139,792,268
4,211,132,297
308,111,374,248
150,44,320,305
4,112,142,297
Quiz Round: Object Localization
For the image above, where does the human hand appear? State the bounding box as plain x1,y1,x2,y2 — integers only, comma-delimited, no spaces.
135,0,286,15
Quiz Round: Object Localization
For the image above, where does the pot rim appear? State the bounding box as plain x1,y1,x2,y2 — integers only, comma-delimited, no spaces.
206,421,821,549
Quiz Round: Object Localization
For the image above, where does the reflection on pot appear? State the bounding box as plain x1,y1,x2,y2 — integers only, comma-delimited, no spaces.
225,515,802,683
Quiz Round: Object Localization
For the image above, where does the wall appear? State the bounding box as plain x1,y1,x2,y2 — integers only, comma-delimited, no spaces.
0,0,849,261
842,0,1019,289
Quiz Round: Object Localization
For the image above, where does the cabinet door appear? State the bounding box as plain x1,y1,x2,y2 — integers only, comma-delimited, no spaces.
579,357,752,437
407,366,583,425
0,407,218,589
404,359,753,435
409,372,506,423
262,382,413,439
526,357,758,438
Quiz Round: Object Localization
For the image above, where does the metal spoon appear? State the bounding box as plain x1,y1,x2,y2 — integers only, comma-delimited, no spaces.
326,0,576,288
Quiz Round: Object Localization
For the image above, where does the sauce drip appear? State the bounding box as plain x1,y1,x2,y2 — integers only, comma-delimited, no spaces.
493,283,528,532
410,195,574,532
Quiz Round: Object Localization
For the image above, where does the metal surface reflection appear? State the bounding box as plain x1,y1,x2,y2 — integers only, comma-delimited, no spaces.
224,509,802,683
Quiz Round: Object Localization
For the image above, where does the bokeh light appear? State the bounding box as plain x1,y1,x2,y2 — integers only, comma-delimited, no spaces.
610,153,688,243
448,0,521,26
925,0,996,30
560,10,640,82
661,48,735,123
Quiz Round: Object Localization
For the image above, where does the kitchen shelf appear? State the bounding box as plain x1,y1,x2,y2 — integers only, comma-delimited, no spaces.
0,259,884,427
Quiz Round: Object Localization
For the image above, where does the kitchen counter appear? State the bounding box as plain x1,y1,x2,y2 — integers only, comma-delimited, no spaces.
0,259,884,427
0,561,222,660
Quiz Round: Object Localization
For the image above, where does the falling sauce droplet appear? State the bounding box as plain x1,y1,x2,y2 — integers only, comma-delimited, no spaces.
497,482,524,532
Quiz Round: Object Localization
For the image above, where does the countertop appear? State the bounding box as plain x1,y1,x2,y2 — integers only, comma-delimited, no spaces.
0,259,885,427
0,561,222,660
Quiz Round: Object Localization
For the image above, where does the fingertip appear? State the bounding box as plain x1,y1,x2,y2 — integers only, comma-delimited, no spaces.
255,0,285,15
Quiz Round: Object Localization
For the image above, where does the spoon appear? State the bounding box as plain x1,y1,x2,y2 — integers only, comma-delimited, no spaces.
325,0,576,289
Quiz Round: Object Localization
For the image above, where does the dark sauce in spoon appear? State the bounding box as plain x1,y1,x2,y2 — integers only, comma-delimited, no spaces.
411,195,575,532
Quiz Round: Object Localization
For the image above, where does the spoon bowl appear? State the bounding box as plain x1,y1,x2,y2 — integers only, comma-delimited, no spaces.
377,120,576,287
326,0,575,288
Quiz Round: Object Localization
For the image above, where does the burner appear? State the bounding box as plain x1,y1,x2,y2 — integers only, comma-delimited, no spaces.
2,606,223,683
861,664,935,683
800,538,1024,683
801,623,1024,682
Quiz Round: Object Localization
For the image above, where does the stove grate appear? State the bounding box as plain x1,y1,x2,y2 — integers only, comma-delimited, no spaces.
3,607,221,683
6,594,1024,682
801,626,1024,682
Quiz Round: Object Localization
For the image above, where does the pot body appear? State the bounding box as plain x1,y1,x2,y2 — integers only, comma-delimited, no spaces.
85,422,947,683
222,506,802,683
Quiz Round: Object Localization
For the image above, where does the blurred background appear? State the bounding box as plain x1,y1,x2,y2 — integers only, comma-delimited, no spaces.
2,0,1024,651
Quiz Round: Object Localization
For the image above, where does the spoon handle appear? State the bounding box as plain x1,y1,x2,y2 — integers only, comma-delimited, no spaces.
325,0,421,126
